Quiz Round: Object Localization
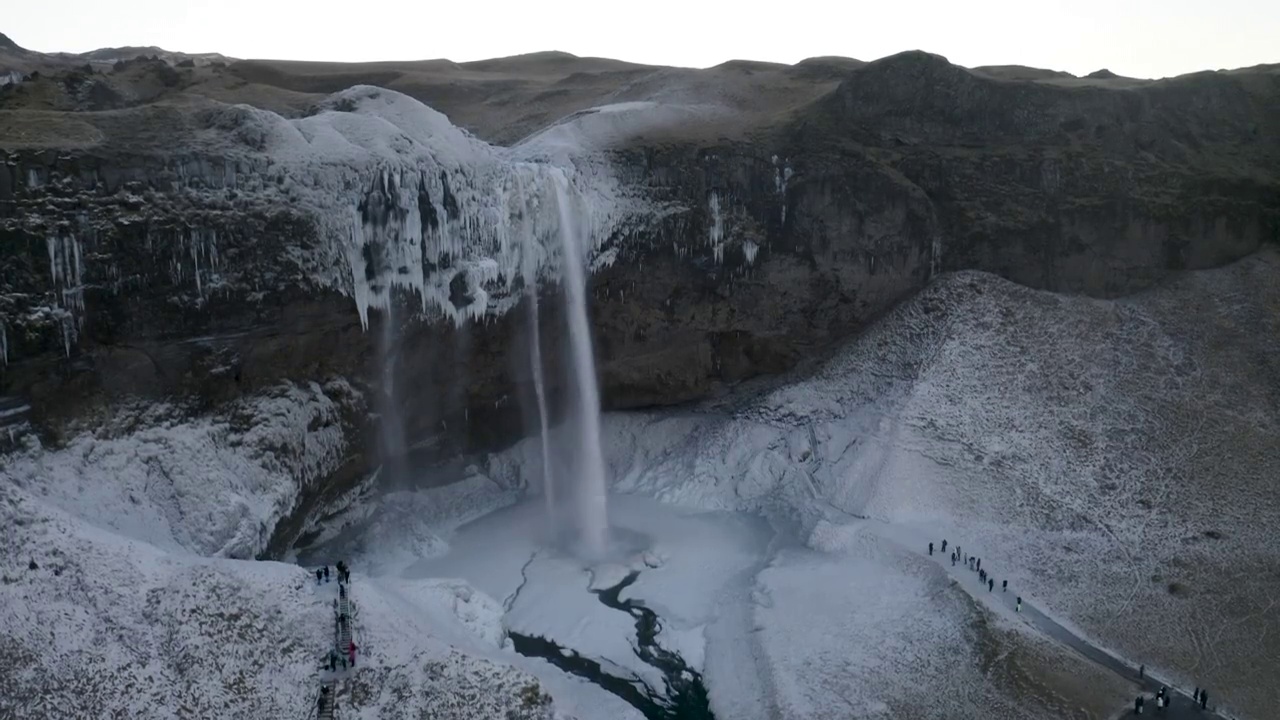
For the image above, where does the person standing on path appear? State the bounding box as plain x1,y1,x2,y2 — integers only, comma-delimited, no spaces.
349,641,358,668
1002,580,1007,592
1192,688,1198,703
1016,596,1022,612
951,553,957,567
988,578,994,592
976,558,981,573
316,568,323,585
1200,690,1208,709
1134,695,1143,714
941,540,948,553
929,542,934,556
324,566,330,583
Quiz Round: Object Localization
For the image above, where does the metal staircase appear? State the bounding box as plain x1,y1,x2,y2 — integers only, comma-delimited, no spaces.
335,595,355,665
311,568,361,720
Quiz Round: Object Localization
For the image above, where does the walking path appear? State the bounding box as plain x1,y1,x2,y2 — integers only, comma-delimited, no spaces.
889,529,1233,719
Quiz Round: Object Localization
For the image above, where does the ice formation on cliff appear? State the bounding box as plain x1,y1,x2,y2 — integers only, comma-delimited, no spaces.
204,86,655,329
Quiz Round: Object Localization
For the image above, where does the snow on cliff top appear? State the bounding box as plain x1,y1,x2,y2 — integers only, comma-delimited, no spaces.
516,101,728,158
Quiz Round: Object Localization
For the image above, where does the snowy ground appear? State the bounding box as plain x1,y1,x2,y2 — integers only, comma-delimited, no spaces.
323,484,1136,720
397,495,770,698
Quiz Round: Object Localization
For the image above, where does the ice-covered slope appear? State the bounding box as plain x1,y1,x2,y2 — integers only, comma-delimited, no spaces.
494,248,1280,718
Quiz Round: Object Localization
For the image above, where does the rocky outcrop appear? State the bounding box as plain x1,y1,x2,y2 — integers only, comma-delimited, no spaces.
2,51,1278,551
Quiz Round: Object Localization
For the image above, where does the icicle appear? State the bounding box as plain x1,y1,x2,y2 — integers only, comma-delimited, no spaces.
46,236,59,287
192,231,203,299
709,192,724,246
709,191,726,265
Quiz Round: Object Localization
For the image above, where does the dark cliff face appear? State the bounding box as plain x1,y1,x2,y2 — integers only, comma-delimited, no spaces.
2,52,1278,547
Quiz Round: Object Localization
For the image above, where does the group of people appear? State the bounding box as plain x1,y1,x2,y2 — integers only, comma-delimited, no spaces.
1133,684,1210,714
326,641,358,672
315,561,352,586
928,540,1223,716
316,560,359,716
1134,686,1173,713
1192,688,1210,710
929,539,1022,611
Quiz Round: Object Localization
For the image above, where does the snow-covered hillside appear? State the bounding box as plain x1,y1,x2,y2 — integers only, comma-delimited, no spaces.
0,382,584,720
491,248,1280,719
0,477,569,719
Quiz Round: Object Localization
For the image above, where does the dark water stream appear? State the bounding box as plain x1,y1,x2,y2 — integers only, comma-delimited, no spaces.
509,570,714,720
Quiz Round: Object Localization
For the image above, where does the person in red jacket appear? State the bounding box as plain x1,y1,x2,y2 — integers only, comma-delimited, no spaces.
348,641,358,668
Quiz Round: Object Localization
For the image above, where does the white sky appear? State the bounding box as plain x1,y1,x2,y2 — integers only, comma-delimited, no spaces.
7,0,1279,78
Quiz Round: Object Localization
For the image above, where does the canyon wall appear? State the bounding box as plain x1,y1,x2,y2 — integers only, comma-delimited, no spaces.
2,51,1277,551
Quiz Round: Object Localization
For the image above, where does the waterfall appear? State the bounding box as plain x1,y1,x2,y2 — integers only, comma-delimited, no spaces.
377,304,408,485
550,172,609,557
518,185,557,525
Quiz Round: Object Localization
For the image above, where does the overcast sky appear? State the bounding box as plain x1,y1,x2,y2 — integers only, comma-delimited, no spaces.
7,0,1279,78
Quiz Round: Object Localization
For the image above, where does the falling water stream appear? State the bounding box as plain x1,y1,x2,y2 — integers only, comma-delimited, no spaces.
549,172,609,557
518,183,557,524
377,304,408,485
